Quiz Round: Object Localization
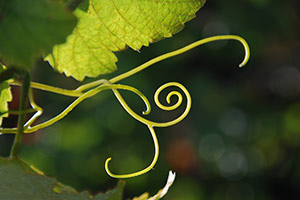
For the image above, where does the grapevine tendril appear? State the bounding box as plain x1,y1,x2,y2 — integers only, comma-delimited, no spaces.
0,35,250,178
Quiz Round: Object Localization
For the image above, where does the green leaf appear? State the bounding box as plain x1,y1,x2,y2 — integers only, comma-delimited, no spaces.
0,0,77,70
46,0,206,81
0,66,12,126
0,157,125,200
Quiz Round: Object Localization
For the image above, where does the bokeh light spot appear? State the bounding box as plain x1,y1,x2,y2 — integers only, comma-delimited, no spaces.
219,108,248,137
217,148,248,181
199,133,224,162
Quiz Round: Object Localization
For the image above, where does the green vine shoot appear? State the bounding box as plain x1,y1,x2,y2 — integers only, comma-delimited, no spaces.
1,35,250,178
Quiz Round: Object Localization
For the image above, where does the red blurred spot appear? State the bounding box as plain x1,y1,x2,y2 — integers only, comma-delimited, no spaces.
166,137,198,174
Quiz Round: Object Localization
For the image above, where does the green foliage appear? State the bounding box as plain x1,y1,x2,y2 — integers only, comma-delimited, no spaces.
0,157,125,200
45,0,206,81
0,157,175,200
0,0,77,70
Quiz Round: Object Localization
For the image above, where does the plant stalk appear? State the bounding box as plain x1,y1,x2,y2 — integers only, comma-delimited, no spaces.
10,71,30,158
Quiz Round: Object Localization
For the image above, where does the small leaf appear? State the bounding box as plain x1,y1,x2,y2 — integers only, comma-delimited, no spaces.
0,157,125,200
46,0,206,81
0,66,12,126
0,0,77,70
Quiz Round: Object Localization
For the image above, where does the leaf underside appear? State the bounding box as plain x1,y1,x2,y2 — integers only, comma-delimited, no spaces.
0,157,125,200
46,0,206,81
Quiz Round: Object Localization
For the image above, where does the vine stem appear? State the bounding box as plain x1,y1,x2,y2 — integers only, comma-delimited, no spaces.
1,35,249,135
1,35,250,178
10,72,30,158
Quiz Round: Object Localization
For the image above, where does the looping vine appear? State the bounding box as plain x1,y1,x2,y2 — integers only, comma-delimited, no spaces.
110,82,191,128
105,82,190,178
0,35,250,178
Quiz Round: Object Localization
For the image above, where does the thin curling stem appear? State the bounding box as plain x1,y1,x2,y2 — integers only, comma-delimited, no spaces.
104,82,190,178
22,84,149,133
105,125,159,178
0,35,250,179
2,35,249,134
109,35,250,84
111,82,191,128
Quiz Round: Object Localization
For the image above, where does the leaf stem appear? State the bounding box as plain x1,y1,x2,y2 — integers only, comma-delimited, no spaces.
10,71,30,158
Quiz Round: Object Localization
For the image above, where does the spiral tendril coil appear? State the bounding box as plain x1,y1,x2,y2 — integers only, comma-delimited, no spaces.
105,82,191,178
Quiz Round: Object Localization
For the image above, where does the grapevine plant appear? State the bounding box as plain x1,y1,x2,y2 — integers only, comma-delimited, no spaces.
0,0,250,199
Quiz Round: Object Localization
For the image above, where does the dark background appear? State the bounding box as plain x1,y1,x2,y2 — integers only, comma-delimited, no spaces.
1,0,300,199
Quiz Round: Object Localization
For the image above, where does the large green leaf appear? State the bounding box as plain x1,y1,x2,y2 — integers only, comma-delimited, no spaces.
46,0,206,81
0,157,125,200
0,66,12,126
0,0,77,70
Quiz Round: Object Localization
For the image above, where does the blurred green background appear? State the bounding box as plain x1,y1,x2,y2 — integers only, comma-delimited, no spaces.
1,0,300,199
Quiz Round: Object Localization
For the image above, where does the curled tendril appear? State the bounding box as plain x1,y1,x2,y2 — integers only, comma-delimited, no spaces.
109,35,250,84
155,88,182,111
110,82,191,128
1,35,250,178
105,82,191,178
105,125,159,179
